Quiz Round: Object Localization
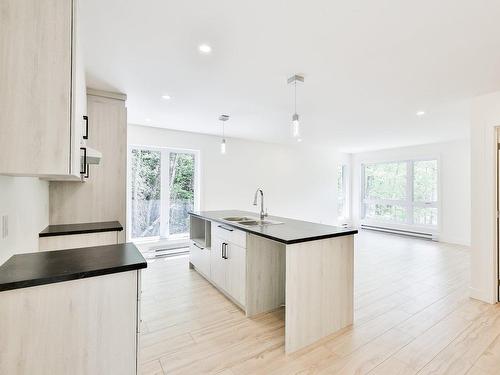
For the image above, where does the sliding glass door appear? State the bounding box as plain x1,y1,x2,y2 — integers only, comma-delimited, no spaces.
130,149,162,238
168,151,196,238
129,146,199,241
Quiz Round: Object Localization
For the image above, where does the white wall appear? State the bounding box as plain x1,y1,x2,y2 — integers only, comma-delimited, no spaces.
351,140,471,246
128,124,347,228
0,176,49,264
470,91,500,304
338,153,353,225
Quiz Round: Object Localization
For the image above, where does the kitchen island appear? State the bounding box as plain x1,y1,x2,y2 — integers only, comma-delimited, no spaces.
188,210,357,353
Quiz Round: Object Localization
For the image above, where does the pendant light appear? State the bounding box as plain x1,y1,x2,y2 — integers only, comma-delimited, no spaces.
287,74,304,139
219,114,229,154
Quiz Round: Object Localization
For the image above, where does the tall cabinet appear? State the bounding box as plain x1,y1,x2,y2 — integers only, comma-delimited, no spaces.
49,90,128,242
0,0,87,180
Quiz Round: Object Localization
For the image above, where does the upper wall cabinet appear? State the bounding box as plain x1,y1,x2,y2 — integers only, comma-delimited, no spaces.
0,0,87,180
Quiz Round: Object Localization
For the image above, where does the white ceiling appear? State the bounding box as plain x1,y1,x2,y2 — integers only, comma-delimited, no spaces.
81,0,500,152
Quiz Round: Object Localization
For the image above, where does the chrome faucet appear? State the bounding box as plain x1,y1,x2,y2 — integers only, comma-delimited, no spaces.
253,188,267,220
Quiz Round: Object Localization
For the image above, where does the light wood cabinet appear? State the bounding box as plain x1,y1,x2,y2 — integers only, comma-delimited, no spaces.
0,271,140,375
49,91,127,242
224,241,246,306
209,236,226,289
0,0,86,179
213,223,247,248
189,218,247,308
209,229,247,308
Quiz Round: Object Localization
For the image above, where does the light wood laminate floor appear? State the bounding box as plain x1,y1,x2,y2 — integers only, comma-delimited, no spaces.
139,230,500,375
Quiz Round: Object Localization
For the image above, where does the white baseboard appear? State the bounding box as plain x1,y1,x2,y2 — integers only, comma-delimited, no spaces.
438,236,471,247
469,286,497,304
360,224,436,240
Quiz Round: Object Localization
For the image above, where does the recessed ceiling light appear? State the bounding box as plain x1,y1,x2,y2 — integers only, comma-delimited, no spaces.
297,138,303,143
161,95,171,100
416,111,426,117
145,118,151,122
198,44,212,54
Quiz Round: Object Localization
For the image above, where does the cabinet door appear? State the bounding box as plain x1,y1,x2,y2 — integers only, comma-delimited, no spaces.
210,236,226,290
70,0,87,178
199,247,211,277
0,0,73,176
225,242,246,307
0,270,138,374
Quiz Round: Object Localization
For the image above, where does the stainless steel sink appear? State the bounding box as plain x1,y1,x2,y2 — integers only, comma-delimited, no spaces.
222,216,255,222
238,220,274,226
238,220,261,226
222,216,283,226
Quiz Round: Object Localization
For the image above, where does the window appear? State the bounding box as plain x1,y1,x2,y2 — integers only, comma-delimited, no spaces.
129,146,199,240
361,159,438,227
413,160,438,225
337,164,348,218
130,149,162,238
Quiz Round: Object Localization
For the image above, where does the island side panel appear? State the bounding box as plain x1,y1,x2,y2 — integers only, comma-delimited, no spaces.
0,271,138,375
245,234,286,317
285,235,354,353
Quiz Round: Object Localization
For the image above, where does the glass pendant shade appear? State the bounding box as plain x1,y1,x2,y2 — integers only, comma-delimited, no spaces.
220,138,226,154
219,115,229,154
288,75,304,140
291,113,300,138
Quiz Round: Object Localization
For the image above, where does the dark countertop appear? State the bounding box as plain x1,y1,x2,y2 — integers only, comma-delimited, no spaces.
189,210,358,245
0,243,147,292
39,221,123,237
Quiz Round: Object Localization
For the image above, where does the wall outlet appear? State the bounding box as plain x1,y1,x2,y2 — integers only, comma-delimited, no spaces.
1,215,8,240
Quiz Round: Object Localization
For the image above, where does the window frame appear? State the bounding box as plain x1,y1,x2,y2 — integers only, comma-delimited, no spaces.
127,144,201,242
337,164,349,220
359,156,441,232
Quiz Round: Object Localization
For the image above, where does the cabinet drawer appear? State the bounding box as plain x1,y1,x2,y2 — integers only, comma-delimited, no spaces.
213,224,247,248
189,241,210,276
